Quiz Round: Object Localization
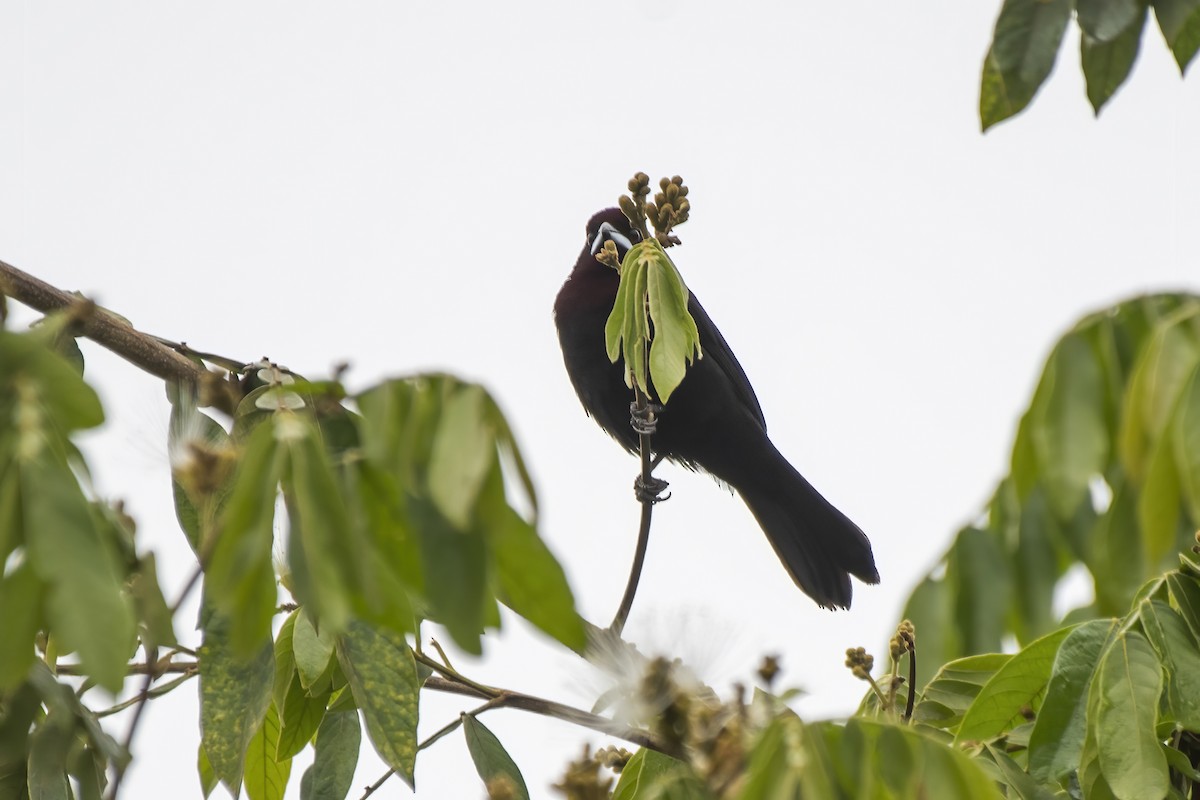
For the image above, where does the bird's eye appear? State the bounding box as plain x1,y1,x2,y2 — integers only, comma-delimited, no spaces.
629,229,643,244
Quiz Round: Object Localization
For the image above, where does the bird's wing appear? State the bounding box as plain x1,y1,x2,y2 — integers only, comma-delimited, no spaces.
688,294,768,431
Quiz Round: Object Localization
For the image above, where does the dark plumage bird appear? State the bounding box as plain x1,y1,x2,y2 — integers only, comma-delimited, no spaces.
554,208,878,609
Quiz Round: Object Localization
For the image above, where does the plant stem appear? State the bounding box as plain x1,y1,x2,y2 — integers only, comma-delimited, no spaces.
610,385,658,635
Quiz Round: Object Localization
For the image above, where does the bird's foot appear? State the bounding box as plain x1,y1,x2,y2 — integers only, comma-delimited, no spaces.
630,401,663,436
634,474,670,504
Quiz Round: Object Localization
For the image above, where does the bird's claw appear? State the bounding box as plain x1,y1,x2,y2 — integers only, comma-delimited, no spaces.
630,401,663,436
634,475,671,504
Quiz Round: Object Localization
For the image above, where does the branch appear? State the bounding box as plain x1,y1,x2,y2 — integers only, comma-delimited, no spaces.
0,258,240,413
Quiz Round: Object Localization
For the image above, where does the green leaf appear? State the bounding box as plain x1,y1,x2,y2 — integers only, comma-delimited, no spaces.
208,419,282,655
1167,572,1200,640
276,671,330,761
1139,415,1183,569
199,604,275,793
128,554,178,650
335,621,419,787
198,743,218,799
1082,5,1148,114
899,574,960,690
950,526,1009,654
983,744,1058,800
1091,629,1168,799
1153,0,1200,71
283,419,354,635
293,610,336,692
462,716,529,800
1139,600,1200,728
244,703,291,800
412,497,487,654
613,748,708,800
1091,479,1146,615
604,239,701,404
0,328,104,432
27,712,72,800
1079,0,1145,39
273,612,298,712
1173,363,1200,522
1031,333,1109,519
1011,488,1061,641
302,711,361,800
428,384,494,531
956,626,1073,744
913,653,1012,730
23,456,135,693
0,560,42,689
1028,619,1117,781
484,481,586,652
980,0,1073,130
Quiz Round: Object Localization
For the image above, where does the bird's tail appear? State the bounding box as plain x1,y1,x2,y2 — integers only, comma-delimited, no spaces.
735,445,879,609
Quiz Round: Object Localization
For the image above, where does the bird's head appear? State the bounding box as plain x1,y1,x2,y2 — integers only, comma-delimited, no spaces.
585,208,642,267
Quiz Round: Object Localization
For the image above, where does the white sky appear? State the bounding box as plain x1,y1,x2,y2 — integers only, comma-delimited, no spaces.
2,1,1198,798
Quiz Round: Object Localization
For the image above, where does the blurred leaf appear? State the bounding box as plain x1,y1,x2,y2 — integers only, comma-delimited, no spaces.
1091,479,1145,615
483,392,539,519
462,715,529,800
1082,5,1148,114
1139,600,1200,728
244,702,291,800
1173,364,1200,522
1031,333,1109,519
740,716,830,800
428,384,493,531
980,0,1072,130
1139,416,1183,570
199,603,275,793
23,456,135,693
208,419,281,655
27,711,72,800
169,400,234,554
128,554,178,651
1028,619,1117,782
1011,488,1060,641
1079,0,1145,39
0,560,42,689
480,465,585,652
301,711,360,800
412,497,487,655
0,328,104,431
335,621,419,787
951,527,1009,655
899,574,960,690
284,420,354,635
1152,0,1200,71
956,626,1072,744
293,610,336,693
1090,629,1168,799
198,742,218,799
1119,305,1200,479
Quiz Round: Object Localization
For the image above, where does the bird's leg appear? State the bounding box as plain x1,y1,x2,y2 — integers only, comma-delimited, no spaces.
629,400,662,435
629,401,669,503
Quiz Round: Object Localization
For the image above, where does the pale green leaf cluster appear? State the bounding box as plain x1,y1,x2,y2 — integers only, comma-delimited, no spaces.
604,238,702,404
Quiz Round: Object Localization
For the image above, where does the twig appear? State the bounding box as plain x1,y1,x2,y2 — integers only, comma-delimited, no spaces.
904,641,917,721
54,661,197,676
0,258,239,414
610,386,661,635
360,697,506,799
421,676,679,758
95,672,197,718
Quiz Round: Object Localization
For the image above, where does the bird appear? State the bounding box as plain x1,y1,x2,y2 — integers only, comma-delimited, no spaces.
553,207,879,609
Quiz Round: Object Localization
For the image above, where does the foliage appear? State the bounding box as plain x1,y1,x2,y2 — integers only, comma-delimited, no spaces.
901,293,1200,686
2,282,1200,799
981,0,1200,128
